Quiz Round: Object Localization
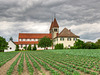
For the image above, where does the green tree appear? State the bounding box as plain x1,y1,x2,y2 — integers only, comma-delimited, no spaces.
15,45,19,51
85,42,98,49
95,39,100,49
23,46,27,50
0,36,8,52
27,44,31,50
33,44,37,50
71,39,85,49
38,36,52,50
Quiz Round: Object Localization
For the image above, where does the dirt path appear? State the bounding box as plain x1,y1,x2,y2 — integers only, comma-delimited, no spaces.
29,54,51,75
26,54,42,75
21,53,29,75
12,54,22,75
0,52,21,75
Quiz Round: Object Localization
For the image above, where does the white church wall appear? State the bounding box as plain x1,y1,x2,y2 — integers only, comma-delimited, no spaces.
4,41,16,52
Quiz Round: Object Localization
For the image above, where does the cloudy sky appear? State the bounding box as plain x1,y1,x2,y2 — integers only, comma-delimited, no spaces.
0,0,100,42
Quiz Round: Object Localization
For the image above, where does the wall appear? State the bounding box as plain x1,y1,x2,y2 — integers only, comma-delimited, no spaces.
4,41,16,52
53,37,79,48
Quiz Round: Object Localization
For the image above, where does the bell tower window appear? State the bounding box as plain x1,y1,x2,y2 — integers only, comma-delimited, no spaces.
54,29,57,32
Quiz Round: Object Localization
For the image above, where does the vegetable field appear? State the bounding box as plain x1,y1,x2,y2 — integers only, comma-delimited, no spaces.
0,49,100,75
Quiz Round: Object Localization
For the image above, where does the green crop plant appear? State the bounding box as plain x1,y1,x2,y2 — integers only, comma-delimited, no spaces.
25,53,34,75
7,53,21,75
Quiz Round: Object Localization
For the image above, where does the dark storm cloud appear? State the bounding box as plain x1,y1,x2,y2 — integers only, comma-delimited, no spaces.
0,0,100,24
0,0,100,42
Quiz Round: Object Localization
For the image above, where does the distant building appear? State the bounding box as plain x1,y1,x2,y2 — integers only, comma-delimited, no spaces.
4,40,16,52
6,18,79,51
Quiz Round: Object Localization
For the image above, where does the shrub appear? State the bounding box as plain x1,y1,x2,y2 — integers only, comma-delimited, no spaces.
15,45,19,51
33,44,37,50
55,43,64,49
27,44,31,50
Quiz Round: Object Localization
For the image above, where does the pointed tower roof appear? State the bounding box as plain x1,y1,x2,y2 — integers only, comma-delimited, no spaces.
58,28,79,37
50,18,59,30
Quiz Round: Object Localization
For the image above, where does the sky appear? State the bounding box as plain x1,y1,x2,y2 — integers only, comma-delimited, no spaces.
0,0,100,42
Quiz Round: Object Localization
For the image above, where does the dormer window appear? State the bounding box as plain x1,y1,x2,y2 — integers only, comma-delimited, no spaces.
54,29,57,32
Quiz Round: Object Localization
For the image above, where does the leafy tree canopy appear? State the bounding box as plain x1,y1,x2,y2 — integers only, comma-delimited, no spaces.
0,36,8,52
38,36,52,50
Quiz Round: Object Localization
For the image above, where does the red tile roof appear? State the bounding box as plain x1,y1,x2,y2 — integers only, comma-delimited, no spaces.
50,18,59,30
19,33,52,39
14,41,38,45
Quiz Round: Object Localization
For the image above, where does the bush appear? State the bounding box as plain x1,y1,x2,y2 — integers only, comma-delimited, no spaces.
27,44,31,50
15,45,19,51
55,43,64,49
23,46,27,50
33,44,37,50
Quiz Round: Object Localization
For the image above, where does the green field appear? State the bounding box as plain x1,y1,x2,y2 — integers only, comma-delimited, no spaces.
0,49,100,75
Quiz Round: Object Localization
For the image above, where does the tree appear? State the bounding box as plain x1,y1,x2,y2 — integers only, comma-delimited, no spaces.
27,44,31,50
0,36,8,52
23,46,27,50
33,44,37,50
85,42,98,49
70,39,85,49
15,45,19,51
9,37,13,41
95,39,100,49
38,36,52,50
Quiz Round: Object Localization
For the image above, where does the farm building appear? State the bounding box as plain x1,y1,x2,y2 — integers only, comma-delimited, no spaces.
6,18,79,51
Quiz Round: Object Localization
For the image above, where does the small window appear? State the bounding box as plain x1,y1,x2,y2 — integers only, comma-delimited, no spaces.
73,38,77,41
60,37,64,41
67,38,71,41
54,29,57,32
25,39,27,41
30,39,31,41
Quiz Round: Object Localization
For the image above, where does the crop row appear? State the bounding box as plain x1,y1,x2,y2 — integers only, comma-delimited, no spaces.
0,52,19,67
18,53,24,74
28,51,99,75
25,53,34,75
7,53,21,75
29,53,60,75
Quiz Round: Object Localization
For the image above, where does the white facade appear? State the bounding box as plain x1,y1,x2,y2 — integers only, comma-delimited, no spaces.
53,37,79,48
4,40,16,52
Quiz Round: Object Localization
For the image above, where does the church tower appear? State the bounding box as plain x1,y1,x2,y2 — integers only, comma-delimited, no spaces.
49,18,59,39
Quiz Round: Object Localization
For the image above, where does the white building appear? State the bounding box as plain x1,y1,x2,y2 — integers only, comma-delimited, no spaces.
4,40,16,52
14,18,79,50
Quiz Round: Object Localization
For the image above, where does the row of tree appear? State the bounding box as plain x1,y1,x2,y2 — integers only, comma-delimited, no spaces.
15,44,37,51
70,39,100,49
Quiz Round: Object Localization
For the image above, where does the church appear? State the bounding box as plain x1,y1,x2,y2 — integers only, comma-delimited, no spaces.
5,18,79,51
14,18,79,50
